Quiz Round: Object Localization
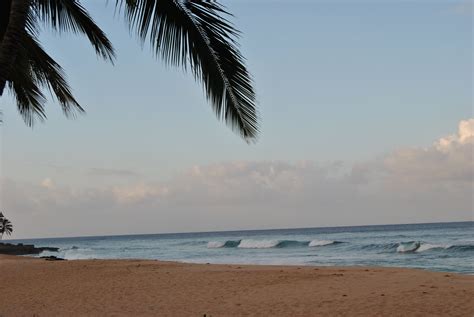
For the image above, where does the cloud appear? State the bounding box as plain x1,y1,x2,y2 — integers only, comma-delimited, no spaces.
40,178,54,189
380,118,473,185
436,118,473,151
3,119,473,238
112,183,169,204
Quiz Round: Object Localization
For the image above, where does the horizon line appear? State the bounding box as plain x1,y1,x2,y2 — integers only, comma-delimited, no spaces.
7,220,473,241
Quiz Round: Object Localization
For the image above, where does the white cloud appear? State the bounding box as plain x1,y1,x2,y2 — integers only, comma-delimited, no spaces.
436,118,473,152
382,119,473,185
112,183,169,204
3,119,473,238
40,178,54,189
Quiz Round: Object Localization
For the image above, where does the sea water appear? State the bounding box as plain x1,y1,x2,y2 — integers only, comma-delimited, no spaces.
8,222,473,274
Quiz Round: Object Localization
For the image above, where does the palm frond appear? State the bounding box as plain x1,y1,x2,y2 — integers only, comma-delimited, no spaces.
23,31,84,117
118,0,259,141
7,37,46,126
33,0,115,62
0,1,12,41
8,63,47,126
5,6,83,126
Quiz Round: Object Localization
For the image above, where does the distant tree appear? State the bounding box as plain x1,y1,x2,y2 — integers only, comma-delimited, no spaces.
0,212,13,239
0,0,258,141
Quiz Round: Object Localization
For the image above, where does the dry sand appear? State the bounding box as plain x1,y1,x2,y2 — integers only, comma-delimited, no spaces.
0,255,473,316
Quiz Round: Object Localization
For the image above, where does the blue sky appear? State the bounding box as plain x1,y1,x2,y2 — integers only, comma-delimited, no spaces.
0,1,472,238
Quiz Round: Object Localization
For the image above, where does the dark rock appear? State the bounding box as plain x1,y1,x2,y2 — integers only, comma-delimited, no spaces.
40,247,60,252
0,242,59,255
40,255,66,261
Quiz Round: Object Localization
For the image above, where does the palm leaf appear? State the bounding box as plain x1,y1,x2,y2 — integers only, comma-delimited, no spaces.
23,31,84,118
7,23,83,125
118,0,259,141
7,47,47,126
0,1,11,41
33,0,115,62
4,4,90,125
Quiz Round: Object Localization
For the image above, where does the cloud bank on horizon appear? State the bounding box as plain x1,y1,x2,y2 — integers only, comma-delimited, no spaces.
3,119,473,238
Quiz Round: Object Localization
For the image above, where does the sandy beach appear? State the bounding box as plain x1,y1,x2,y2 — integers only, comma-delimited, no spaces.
0,255,473,316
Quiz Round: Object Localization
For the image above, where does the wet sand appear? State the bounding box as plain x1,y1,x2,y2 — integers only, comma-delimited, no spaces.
0,255,473,316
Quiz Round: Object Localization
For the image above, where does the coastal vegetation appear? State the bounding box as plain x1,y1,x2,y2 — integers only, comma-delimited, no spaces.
0,210,62,254
0,212,13,239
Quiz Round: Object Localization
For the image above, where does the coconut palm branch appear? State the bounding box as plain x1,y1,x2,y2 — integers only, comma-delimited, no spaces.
2,0,259,141
33,0,115,62
0,0,30,96
0,0,115,125
8,12,85,125
117,0,259,141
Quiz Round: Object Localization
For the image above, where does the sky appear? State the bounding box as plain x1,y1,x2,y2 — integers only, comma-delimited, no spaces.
0,0,472,238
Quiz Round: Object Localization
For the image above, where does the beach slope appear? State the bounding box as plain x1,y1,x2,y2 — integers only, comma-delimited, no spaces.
0,255,472,316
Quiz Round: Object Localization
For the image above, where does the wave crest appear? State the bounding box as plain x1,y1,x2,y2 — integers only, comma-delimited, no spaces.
207,239,343,249
238,239,281,249
309,240,339,247
395,242,474,253
396,241,421,253
207,240,241,248
207,241,226,248
416,243,449,252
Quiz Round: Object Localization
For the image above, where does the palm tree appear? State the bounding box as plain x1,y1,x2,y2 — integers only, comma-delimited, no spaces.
0,0,258,141
0,212,13,239
0,211,5,235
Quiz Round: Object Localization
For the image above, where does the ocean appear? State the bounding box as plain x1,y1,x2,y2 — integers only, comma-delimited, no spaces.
9,222,473,274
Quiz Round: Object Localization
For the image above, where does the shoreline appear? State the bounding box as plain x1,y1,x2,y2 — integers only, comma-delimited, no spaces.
10,253,474,276
1,255,473,316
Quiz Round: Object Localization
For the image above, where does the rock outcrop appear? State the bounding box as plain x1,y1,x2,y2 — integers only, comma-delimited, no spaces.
0,242,59,255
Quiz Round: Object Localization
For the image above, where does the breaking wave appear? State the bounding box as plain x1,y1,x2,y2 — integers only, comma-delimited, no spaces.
207,240,241,248
360,241,474,254
395,241,474,253
207,239,342,249
238,239,282,249
416,243,448,252
396,241,422,253
309,240,340,247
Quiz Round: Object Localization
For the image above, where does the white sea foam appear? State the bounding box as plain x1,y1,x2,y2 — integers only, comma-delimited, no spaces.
207,241,226,248
396,241,453,253
237,239,280,249
63,248,97,260
416,243,450,252
308,240,335,247
396,241,420,253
